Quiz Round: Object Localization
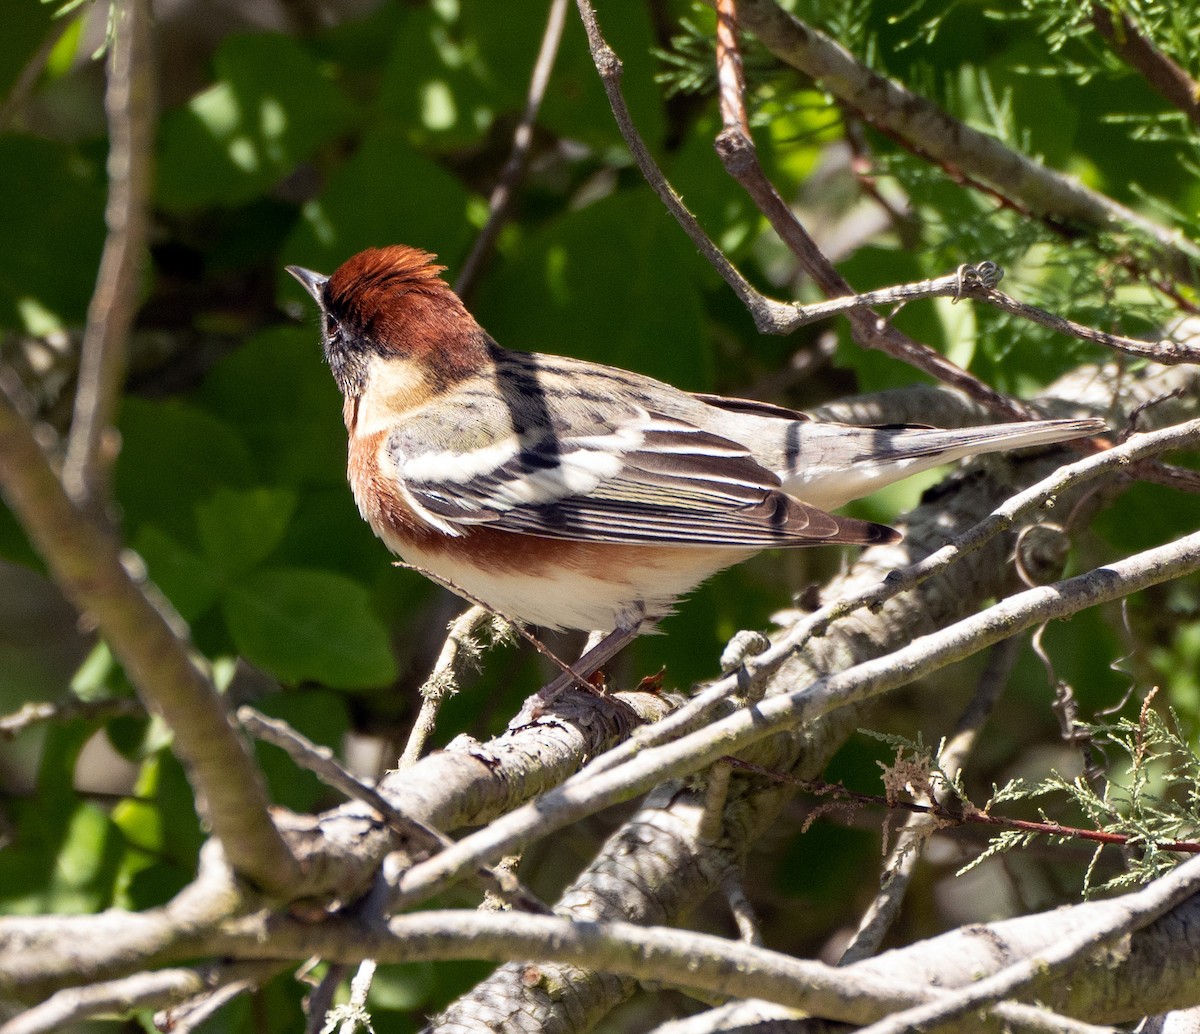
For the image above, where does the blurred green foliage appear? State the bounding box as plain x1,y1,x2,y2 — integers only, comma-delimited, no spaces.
1,0,1199,1028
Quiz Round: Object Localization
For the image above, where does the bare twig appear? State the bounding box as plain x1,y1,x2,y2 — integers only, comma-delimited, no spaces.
1090,3,1200,129
733,0,1200,282
303,963,347,1034
715,0,751,139
726,754,1200,857
154,964,285,1034
1,697,142,738
455,0,569,298
0,384,300,894
335,960,377,1034
698,760,734,846
238,706,552,915
855,849,1200,1034
838,634,1023,964
0,961,283,1034
720,871,763,946
573,0,797,332
972,283,1200,364
711,3,1038,420
239,707,413,831
62,0,155,511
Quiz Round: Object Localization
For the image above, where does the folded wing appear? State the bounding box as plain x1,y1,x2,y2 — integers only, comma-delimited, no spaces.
385,407,897,548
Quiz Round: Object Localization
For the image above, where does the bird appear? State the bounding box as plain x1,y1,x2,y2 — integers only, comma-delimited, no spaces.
287,244,1105,687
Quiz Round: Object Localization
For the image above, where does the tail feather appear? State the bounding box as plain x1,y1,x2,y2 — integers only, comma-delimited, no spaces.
786,417,1107,511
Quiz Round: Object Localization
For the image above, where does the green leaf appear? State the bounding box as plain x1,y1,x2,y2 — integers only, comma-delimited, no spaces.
0,136,105,331
473,190,712,389
111,753,202,909
196,486,297,577
0,724,122,915
157,33,354,210
115,398,255,542
192,326,346,488
250,690,350,811
223,567,396,687
133,525,222,621
375,4,501,148
281,120,473,290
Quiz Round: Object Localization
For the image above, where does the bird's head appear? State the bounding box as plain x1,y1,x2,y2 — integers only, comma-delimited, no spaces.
287,245,488,399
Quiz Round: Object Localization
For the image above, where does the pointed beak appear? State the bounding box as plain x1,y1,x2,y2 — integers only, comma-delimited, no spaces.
286,265,328,306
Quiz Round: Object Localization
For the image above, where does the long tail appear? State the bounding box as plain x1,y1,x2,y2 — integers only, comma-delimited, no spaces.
786,417,1107,511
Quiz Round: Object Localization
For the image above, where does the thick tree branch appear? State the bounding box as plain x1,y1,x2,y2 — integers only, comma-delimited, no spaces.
212,856,1200,1028
0,684,673,999
0,383,299,894
0,842,241,1003
856,847,1200,1034
390,525,1200,910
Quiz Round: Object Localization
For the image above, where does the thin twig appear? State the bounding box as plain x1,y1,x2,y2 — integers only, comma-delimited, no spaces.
1090,3,1200,129
720,871,763,946
573,0,796,332
400,605,493,768
238,706,553,915
726,754,1200,857
303,963,346,1034
153,971,271,1034
455,0,569,299
715,0,751,139
733,0,1200,282
710,2,1037,421
974,283,1200,364
0,962,284,1034
335,960,377,1034
838,634,1023,964
0,697,143,739
62,0,155,511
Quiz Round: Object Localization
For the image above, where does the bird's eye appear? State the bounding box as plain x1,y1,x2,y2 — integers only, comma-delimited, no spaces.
325,314,339,337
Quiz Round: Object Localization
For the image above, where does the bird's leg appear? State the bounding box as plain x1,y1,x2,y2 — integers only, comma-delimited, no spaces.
533,625,640,703
581,629,608,656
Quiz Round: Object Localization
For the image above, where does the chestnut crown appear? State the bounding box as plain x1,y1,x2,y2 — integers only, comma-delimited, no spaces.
287,245,489,397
